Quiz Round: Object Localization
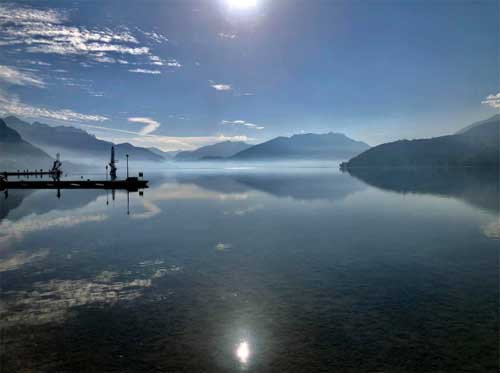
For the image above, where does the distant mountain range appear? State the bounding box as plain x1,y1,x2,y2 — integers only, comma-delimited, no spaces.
230,132,370,160
175,141,251,161
343,115,500,168
148,147,178,159
4,114,497,169
0,118,53,170
3,116,164,163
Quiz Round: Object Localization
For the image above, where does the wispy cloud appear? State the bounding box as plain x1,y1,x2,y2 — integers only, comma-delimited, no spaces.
79,122,251,151
128,68,161,74
0,3,174,68
22,60,52,67
210,82,232,91
0,65,45,88
222,119,264,130
148,56,181,67
481,93,500,109
218,32,237,39
140,30,169,44
128,117,160,135
0,89,108,122
166,60,182,67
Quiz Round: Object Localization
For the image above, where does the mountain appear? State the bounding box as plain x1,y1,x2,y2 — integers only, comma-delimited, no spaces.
0,118,53,170
3,116,164,163
231,132,370,160
343,115,500,168
174,141,251,161
148,147,178,160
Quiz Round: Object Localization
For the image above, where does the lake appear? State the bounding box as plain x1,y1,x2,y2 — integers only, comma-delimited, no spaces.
0,165,498,372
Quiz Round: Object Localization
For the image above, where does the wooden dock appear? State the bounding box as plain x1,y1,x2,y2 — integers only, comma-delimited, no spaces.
2,171,59,177
0,177,148,192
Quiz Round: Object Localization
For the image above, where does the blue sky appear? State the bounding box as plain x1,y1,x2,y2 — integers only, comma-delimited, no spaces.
0,0,498,150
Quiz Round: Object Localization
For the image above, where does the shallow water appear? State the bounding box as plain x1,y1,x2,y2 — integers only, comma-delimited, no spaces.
0,166,498,372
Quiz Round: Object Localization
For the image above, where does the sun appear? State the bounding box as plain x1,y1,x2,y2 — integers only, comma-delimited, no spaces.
226,0,258,10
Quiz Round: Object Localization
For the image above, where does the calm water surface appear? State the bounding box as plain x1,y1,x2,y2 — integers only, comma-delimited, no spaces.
0,166,498,372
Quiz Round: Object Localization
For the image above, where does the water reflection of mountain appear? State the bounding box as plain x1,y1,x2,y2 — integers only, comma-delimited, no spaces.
0,190,32,221
0,189,106,221
176,171,366,202
346,168,499,214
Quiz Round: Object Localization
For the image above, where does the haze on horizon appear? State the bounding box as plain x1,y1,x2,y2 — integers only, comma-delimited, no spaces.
0,0,497,151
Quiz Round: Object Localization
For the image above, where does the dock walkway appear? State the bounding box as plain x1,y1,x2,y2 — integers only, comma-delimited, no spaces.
0,177,148,192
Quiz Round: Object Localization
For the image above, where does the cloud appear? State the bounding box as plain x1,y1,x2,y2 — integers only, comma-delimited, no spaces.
222,119,264,130
23,60,52,66
0,65,45,88
481,93,500,109
218,32,237,39
140,30,169,44
0,3,175,67
128,68,161,74
210,83,232,91
128,117,160,135
148,56,181,67
0,4,65,25
167,60,182,67
79,122,252,151
121,133,251,151
0,89,108,122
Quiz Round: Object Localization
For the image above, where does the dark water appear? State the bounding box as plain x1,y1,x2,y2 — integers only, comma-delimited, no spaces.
0,166,498,372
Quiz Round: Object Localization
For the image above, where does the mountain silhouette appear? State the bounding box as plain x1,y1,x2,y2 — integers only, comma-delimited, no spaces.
3,116,164,163
344,115,500,168
148,147,178,159
231,132,369,160
175,141,251,161
0,118,53,170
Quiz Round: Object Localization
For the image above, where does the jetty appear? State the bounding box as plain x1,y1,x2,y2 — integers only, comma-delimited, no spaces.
0,147,148,193
0,177,148,192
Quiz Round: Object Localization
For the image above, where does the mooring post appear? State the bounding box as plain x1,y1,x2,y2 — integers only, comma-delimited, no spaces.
126,154,129,178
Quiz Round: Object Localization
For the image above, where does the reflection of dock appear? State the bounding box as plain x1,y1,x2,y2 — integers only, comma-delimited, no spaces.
0,177,148,192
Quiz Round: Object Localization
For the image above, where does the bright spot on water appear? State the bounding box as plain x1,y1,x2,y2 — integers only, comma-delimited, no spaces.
236,341,250,364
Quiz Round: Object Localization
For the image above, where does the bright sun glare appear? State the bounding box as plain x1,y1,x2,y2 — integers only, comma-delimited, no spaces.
226,0,258,10
236,341,250,364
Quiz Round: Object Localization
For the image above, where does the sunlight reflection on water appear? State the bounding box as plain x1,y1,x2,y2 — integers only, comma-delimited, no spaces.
236,340,250,364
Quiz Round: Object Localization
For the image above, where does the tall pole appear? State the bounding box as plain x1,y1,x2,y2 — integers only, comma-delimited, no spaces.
126,154,129,178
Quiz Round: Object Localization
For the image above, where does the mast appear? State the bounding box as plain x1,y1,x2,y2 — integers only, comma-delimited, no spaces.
51,153,63,180
109,146,117,180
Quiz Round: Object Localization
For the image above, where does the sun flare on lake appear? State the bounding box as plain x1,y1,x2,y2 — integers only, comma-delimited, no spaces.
236,341,250,364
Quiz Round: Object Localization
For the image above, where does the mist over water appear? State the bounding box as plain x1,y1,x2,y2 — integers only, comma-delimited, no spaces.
0,165,498,372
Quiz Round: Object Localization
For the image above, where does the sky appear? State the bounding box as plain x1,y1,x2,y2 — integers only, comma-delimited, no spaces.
0,0,498,151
